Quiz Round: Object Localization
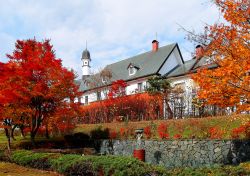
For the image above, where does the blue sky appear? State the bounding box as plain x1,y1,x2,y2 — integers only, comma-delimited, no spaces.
0,0,221,78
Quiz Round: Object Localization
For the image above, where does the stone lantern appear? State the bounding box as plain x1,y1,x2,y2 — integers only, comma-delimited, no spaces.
133,128,145,161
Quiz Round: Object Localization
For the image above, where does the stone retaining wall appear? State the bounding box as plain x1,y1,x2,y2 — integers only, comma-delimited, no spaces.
99,140,250,168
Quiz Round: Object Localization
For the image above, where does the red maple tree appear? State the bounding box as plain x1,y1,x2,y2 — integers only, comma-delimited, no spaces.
0,39,82,145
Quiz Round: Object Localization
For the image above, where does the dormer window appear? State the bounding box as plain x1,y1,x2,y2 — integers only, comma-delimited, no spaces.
127,63,139,76
129,66,136,75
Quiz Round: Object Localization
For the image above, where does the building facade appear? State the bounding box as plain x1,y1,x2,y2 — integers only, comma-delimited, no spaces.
76,40,214,118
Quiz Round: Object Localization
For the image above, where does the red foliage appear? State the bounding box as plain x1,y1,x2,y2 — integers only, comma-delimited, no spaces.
80,93,163,123
144,126,151,139
109,130,117,139
119,127,128,139
231,122,250,139
173,134,182,139
209,127,224,139
0,39,82,141
157,123,169,139
108,80,127,98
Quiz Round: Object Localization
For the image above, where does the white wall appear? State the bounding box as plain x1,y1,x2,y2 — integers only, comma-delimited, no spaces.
80,78,148,104
169,75,196,116
126,79,147,95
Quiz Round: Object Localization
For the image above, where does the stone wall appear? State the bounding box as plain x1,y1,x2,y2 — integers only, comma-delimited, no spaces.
99,139,250,168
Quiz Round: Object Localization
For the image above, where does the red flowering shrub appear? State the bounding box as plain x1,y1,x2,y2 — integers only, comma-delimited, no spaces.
163,133,170,139
173,134,182,139
231,127,244,138
209,127,224,139
157,123,169,139
144,126,151,139
80,93,163,123
231,122,250,139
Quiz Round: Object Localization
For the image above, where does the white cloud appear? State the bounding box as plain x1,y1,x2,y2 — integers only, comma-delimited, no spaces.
0,0,221,78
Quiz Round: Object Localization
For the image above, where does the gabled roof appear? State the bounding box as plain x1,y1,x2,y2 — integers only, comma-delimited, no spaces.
104,43,177,82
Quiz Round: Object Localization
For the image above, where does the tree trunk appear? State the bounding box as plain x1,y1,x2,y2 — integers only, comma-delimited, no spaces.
11,125,18,140
30,128,39,147
30,132,36,147
4,128,11,155
20,126,26,138
45,123,50,139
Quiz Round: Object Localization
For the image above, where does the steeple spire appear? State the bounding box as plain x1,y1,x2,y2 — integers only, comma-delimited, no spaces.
81,43,91,78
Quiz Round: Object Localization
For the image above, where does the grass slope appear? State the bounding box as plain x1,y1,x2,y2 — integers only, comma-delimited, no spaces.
75,114,250,139
0,162,60,176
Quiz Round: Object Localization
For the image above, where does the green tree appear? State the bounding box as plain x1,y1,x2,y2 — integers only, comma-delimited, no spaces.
146,76,173,119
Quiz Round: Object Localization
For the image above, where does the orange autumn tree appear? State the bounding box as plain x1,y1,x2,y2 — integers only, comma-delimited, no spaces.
0,39,82,145
190,0,250,112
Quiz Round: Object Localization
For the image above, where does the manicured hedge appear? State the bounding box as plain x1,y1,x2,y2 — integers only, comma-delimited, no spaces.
10,150,165,176
7,150,250,176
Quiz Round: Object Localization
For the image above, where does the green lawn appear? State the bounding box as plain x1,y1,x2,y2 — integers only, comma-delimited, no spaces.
0,132,63,150
0,133,29,150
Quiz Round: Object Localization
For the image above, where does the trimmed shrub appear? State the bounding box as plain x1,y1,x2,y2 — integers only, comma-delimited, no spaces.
8,150,250,176
64,161,96,176
9,150,166,176
11,150,57,169
49,154,83,173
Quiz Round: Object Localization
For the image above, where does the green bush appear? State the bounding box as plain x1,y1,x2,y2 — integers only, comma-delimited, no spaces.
8,150,250,176
10,150,166,176
49,154,83,173
164,164,250,176
11,150,56,169
64,161,95,176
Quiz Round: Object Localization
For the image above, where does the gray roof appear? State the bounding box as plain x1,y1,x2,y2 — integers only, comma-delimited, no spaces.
166,56,217,78
77,43,218,92
79,43,177,92
166,59,196,77
104,43,177,82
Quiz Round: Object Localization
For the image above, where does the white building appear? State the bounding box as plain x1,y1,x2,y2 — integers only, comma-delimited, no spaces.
76,40,215,117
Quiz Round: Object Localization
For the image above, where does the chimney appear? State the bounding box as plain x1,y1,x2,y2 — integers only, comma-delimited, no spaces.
195,45,204,59
152,40,159,52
